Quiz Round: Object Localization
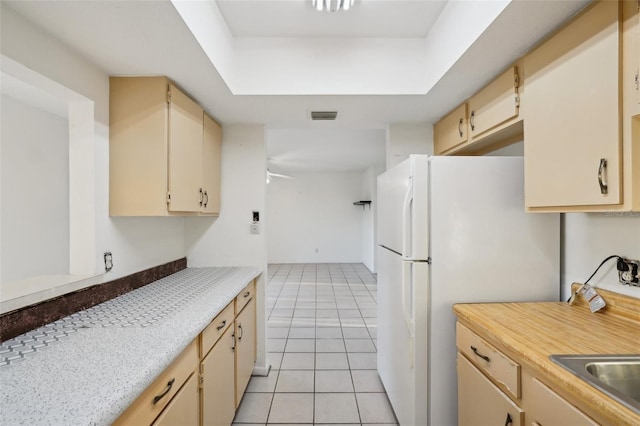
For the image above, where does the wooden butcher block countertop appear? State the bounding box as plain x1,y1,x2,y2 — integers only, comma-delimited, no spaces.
453,285,640,426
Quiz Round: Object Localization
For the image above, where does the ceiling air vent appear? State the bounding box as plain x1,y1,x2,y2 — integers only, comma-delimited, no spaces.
311,111,338,121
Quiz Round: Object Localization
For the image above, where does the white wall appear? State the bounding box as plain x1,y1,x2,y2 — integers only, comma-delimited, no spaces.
267,172,364,264
1,95,69,283
361,165,384,273
1,5,185,283
185,124,268,374
386,123,433,170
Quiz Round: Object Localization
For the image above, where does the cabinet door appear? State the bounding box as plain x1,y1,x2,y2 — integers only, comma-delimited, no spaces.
168,84,203,213
202,113,222,215
457,354,523,426
468,66,520,139
434,103,468,154
152,373,199,426
235,298,256,407
524,1,621,208
201,326,236,426
528,377,597,426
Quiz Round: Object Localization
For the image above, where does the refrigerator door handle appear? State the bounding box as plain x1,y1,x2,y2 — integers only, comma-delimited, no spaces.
401,178,413,261
401,261,415,368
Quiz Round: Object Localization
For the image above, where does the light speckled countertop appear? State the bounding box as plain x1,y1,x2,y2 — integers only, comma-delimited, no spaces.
0,267,260,426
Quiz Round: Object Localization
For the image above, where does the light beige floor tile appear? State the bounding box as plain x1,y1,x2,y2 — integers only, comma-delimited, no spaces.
315,327,342,338
231,423,264,426
294,309,316,318
232,392,273,424
315,370,354,393
341,326,370,339
345,339,376,353
281,352,315,370
285,338,315,353
314,393,360,424
268,352,283,370
315,353,350,370
340,317,365,327
269,393,314,424
267,338,287,352
347,352,377,369
315,318,341,327
316,338,345,353
275,370,315,393
291,317,316,327
246,371,279,393
338,309,362,318
288,327,315,339
267,327,289,339
356,393,397,424
351,370,385,392
270,309,294,318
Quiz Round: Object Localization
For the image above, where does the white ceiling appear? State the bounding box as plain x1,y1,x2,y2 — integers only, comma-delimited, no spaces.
2,0,591,173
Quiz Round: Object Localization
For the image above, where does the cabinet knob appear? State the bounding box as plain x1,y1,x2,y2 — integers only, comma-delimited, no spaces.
216,320,226,331
504,413,513,426
203,190,209,208
469,111,476,131
238,323,244,341
458,118,464,138
598,158,608,195
470,345,490,362
152,378,175,405
199,188,204,206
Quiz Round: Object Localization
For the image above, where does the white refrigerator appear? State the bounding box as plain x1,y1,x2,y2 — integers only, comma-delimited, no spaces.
376,155,560,426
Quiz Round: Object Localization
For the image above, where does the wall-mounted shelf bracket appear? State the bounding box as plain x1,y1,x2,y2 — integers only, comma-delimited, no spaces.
353,200,372,210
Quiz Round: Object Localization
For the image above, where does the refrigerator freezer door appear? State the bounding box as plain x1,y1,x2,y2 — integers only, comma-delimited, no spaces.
377,246,429,426
378,155,429,260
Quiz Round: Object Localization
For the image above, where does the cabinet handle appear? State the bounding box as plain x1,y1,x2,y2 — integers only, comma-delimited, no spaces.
238,323,244,341
504,413,513,426
203,190,209,208
470,345,490,362
216,320,226,331
244,291,251,298
469,111,475,131
458,118,464,138
152,378,175,405
231,333,236,352
598,158,608,195
199,188,204,206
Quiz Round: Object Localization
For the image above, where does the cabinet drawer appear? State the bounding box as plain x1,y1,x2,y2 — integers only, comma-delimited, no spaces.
201,302,234,357
458,354,524,426
528,377,598,426
114,339,198,426
456,322,520,399
236,281,255,313
152,372,199,426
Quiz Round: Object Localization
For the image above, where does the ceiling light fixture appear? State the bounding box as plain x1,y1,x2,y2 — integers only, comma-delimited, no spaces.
312,0,355,13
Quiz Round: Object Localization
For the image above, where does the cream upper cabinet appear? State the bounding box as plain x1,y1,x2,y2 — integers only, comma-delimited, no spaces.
109,76,221,216
468,66,520,140
167,84,204,213
523,1,622,210
202,113,222,215
434,103,468,155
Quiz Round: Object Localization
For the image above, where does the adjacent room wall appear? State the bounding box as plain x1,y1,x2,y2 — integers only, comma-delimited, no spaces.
386,123,433,169
361,165,384,273
267,172,364,264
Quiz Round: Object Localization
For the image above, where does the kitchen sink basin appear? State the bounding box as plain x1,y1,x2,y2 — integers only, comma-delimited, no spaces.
550,355,640,414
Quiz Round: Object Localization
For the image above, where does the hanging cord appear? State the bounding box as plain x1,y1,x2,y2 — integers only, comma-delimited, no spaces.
567,255,623,303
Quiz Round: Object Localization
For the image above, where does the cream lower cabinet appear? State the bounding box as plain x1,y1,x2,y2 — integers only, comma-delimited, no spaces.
235,297,256,407
201,325,236,426
456,322,597,426
458,355,523,426
152,373,200,426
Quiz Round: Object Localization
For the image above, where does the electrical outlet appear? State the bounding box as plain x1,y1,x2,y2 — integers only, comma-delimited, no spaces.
617,257,640,286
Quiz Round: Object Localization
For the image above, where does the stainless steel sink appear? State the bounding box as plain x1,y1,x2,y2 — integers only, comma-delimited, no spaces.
550,355,640,414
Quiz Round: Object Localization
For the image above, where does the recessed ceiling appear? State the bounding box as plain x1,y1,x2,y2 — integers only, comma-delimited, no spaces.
2,0,590,174
216,0,447,38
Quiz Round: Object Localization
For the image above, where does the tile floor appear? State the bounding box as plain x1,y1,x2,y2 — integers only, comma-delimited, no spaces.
233,263,398,426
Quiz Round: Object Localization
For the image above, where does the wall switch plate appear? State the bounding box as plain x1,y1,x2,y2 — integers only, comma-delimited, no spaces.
250,224,260,234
